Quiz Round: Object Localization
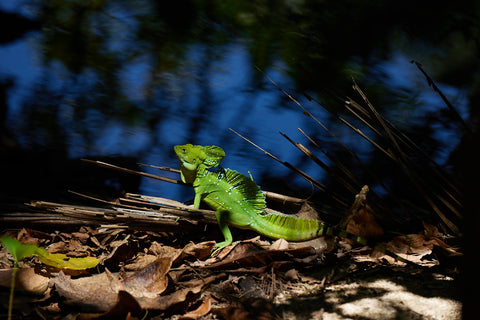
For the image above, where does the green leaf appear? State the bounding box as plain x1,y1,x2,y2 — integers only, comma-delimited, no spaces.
1,237,37,261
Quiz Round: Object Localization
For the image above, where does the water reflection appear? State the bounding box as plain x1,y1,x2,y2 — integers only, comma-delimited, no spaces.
0,0,476,219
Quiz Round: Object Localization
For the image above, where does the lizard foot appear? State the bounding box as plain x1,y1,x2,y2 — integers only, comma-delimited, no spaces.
211,240,232,256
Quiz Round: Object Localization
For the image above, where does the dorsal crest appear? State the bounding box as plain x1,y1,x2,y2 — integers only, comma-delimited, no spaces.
213,168,265,214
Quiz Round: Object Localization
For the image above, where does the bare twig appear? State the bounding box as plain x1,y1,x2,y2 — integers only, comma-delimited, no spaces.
25,200,204,231
412,60,472,135
344,82,462,217
256,65,461,234
262,191,306,205
81,159,186,185
68,190,218,224
279,132,358,195
255,66,394,159
297,128,363,190
138,163,181,174
351,80,461,235
228,128,350,208
228,128,327,193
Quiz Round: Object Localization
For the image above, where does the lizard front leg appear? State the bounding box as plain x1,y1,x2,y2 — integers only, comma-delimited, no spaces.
214,209,233,250
193,190,202,209
192,186,232,253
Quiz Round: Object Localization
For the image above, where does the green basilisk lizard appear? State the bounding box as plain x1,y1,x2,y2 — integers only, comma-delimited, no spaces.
174,144,414,264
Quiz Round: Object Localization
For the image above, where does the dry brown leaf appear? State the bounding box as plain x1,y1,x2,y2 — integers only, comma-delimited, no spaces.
371,233,443,266
422,221,452,249
288,237,329,254
52,256,205,312
46,237,93,258
124,254,158,271
122,257,172,298
124,241,185,271
269,239,289,251
17,228,43,246
103,239,138,268
284,269,300,281
0,267,49,295
147,241,182,259
341,185,383,239
179,295,214,319
206,241,317,272
175,241,216,263
144,241,215,266
141,274,222,310
345,205,384,239
207,242,265,269
53,258,172,312
206,237,261,262
52,270,121,312
46,241,68,253
422,221,444,238
97,290,143,319
71,231,91,242
385,234,434,256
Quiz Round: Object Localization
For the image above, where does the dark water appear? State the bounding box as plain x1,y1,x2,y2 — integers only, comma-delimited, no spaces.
0,0,477,215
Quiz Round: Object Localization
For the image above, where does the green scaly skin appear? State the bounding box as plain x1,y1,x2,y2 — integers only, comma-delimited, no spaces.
174,144,369,250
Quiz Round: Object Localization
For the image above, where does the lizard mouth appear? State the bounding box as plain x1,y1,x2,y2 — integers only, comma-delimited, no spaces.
180,160,197,171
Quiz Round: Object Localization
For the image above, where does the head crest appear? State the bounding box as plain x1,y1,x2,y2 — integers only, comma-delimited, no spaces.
202,145,225,168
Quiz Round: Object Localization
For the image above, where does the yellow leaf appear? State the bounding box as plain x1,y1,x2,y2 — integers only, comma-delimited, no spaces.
33,248,99,270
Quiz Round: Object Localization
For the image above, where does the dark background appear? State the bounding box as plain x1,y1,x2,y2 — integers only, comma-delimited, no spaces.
0,1,478,316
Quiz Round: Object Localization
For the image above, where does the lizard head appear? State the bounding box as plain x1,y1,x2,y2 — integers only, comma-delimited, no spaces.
174,144,225,183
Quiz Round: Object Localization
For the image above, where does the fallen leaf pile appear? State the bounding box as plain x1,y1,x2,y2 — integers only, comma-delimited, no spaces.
0,220,459,319
0,227,318,319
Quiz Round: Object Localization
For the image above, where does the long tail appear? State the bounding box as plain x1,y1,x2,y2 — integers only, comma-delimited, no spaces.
251,212,418,266
250,212,367,244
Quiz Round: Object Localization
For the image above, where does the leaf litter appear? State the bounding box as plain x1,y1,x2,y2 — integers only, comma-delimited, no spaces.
0,214,461,319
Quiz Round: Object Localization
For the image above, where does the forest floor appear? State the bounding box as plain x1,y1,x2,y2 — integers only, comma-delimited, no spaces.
0,221,462,320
